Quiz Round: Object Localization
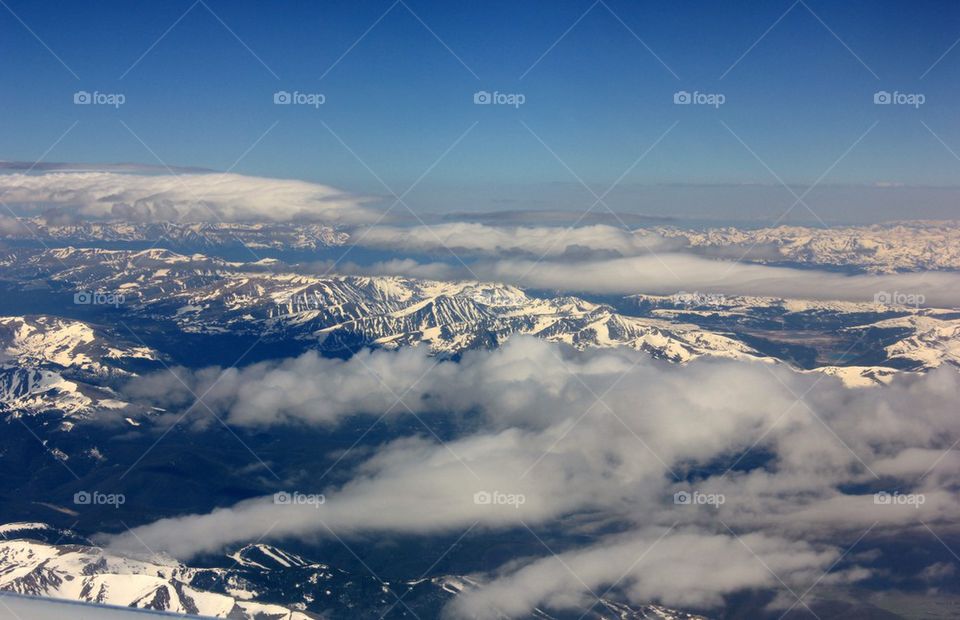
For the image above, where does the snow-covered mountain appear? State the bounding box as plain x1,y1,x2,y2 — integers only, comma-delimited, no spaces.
0,531,315,619
3,248,959,391
0,524,708,620
851,313,960,368
0,315,156,375
0,316,158,418
660,221,960,273
9,219,960,274
4,219,347,252
1,248,766,363
629,293,960,385
254,279,761,362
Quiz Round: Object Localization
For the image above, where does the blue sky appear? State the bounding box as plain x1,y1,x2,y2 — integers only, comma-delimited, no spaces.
1,0,960,221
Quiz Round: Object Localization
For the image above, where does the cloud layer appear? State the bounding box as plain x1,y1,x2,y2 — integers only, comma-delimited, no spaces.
352,222,677,259
482,253,960,306
109,338,960,615
0,171,378,224
305,250,960,307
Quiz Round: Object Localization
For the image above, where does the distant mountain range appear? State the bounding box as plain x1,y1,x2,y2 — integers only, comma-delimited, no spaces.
0,247,767,362
4,219,347,252
659,221,960,273
6,219,960,272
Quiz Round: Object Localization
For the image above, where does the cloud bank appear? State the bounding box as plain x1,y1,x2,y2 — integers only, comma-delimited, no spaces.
0,171,379,224
109,338,960,615
482,253,960,306
304,251,960,307
353,222,677,259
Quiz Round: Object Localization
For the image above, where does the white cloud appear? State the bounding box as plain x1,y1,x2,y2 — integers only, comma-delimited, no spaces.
106,338,960,615
323,251,960,306
0,171,379,223
447,529,844,616
484,253,960,307
352,222,676,258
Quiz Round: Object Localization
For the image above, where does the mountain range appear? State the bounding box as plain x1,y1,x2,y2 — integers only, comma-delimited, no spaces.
8,219,960,272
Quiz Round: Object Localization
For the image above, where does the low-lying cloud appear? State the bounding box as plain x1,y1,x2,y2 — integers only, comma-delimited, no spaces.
448,529,847,616
484,253,960,306
352,222,678,259
108,338,960,616
315,251,960,307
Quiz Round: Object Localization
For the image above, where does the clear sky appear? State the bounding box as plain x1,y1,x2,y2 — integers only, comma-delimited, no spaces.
1,0,960,222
